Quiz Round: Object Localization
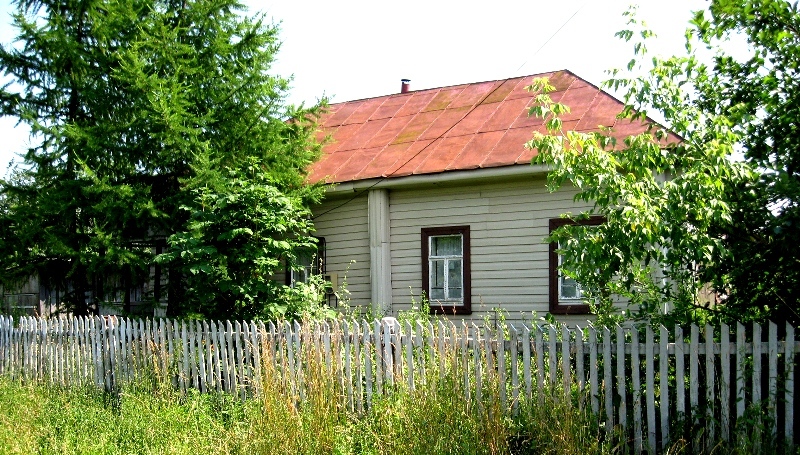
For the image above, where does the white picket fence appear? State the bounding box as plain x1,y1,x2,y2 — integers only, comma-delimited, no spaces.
0,315,797,453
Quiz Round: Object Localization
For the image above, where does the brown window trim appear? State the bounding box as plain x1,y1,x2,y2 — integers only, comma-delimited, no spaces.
421,226,471,315
549,217,604,315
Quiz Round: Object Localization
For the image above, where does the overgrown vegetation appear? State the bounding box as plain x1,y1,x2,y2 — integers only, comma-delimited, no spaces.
0,0,324,320
0,366,616,454
531,1,800,327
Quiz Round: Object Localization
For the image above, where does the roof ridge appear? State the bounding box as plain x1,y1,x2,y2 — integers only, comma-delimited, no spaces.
327,69,574,106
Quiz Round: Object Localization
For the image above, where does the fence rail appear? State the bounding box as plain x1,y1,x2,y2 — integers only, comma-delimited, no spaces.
0,315,797,453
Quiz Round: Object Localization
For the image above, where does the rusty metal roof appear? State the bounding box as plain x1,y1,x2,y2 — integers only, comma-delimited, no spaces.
309,70,678,184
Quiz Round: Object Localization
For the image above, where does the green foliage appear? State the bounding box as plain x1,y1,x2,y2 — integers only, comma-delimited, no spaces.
532,2,800,325
396,289,432,326
156,159,328,320
0,0,323,318
528,9,756,325
685,1,800,325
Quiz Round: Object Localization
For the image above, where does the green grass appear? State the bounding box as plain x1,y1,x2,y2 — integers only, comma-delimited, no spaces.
0,373,789,454
0,371,617,455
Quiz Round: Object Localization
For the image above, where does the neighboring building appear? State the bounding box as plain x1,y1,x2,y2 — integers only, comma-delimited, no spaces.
306,70,678,324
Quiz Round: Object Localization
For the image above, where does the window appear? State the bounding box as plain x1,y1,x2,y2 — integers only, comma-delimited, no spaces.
286,237,338,307
287,237,326,286
422,226,471,315
549,217,603,314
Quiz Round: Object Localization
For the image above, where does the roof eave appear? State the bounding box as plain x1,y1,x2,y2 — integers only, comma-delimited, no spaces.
323,163,551,194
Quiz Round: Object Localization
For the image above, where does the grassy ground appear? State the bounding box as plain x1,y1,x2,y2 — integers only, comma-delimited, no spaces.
0,373,620,455
0,374,789,454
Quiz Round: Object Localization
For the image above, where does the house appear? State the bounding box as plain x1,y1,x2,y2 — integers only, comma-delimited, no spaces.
2,70,674,323
306,70,678,324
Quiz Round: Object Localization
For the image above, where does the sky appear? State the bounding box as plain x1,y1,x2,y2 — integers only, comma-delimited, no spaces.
0,0,714,177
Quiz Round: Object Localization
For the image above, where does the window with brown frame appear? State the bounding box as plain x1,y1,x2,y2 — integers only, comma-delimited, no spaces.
421,226,471,315
549,217,604,315
286,237,326,286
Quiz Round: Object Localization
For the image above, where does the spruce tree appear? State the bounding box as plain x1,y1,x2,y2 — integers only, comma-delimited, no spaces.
0,0,322,318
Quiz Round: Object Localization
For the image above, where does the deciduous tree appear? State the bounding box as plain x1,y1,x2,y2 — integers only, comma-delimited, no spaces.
528,8,756,325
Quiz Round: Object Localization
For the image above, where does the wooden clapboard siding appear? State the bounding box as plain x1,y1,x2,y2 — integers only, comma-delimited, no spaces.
1,315,798,453
388,176,592,321
312,196,371,307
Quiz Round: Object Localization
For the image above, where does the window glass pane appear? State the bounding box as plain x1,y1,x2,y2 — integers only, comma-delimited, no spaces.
432,235,461,256
430,259,445,300
448,259,462,299
560,276,582,300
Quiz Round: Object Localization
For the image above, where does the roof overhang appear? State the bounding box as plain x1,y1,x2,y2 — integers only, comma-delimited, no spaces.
323,163,550,195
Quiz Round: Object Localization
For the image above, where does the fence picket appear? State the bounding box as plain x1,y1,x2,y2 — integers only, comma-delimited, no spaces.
404,321,414,391
461,322,470,403
510,324,519,414
373,320,382,395
235,321,245,400
616,325,627,433
212,321,223,392
720,323,731,442
199,320,209,393
548,325,557,388
736,323,755,420
498,324,507,407
575,326,584,411
706,324,716,446
416,321,426,387
632,325,642,454
645,324,655,452
523,325,532,403
753,323,763,426
202,321,212,393
363,320,373,409
690,324,699,425
589,326,598,415
383,320,394,389
603,326,613,431
473,324,482,404
354,320,364,413
769,321,778,439
659,325,669,451
339,321,350,410
561,326,570,399
227,321,238,395
787,323,795,449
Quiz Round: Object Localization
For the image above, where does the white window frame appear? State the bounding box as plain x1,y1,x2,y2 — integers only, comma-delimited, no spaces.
428,234,464,304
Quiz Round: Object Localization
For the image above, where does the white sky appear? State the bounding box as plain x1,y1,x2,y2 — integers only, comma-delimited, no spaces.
0,0,716,177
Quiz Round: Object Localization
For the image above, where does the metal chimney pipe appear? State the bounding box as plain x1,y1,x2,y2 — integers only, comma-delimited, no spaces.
400,79,411,94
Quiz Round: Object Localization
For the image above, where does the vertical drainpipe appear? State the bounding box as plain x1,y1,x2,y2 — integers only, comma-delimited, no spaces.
369,188,392,316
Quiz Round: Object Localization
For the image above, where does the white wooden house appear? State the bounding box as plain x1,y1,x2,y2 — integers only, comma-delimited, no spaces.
306,70,678,323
